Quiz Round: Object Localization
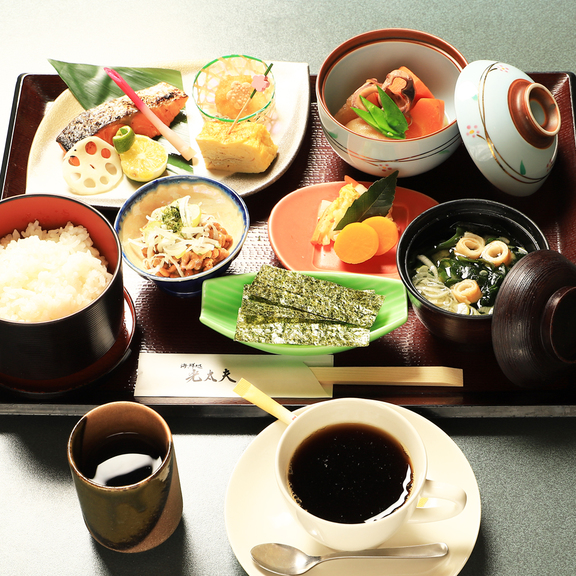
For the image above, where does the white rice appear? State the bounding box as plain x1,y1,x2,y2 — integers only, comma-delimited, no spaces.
0,221,113,323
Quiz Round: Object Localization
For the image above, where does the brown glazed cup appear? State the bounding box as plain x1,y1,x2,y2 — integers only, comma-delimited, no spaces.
67,401,183,552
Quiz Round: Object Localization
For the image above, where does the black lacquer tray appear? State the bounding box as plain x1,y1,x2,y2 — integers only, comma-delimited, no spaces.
1,72,576,417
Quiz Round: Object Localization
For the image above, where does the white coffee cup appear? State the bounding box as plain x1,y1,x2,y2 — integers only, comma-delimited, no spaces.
275,398,467,551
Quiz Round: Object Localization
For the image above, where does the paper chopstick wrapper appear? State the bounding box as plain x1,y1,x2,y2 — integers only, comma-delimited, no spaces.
310,366,463,387
134,353,334,400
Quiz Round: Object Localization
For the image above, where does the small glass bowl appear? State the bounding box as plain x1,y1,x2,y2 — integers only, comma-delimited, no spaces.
193,55,276,126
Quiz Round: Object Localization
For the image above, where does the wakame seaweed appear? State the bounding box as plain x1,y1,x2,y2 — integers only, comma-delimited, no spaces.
436,258,509,307
411,225,529,313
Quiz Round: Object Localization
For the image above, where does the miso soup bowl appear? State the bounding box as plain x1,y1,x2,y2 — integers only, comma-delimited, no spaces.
317,29,468,178
396,198,549,344
0,194,124,385
115,175,249,298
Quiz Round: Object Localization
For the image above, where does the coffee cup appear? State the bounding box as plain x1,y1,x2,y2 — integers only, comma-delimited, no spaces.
275,398,466,551
67,401,183,553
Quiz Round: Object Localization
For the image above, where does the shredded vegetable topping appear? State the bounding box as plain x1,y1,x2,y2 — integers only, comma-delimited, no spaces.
129,196,233,278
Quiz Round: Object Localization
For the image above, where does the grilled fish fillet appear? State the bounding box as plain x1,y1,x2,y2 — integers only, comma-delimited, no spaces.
56,82,188,151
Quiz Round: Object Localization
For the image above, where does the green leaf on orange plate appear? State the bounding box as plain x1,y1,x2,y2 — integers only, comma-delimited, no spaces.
335,172,398,230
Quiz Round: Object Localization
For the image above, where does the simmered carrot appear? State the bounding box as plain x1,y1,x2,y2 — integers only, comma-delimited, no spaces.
399,66,434,104
363,216,399,256
344,175,362,187
405,98,445,139
334,222,379,264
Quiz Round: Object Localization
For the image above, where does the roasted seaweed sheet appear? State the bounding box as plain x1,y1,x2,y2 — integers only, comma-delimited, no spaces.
248,265,383,328
234,266,384,347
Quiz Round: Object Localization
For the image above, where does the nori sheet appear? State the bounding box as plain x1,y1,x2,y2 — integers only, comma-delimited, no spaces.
240,286,325,321
247,265,384,328
235,312,370,347
233,266,384,347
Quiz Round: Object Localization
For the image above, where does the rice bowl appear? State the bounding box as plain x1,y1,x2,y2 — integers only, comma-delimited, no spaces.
0,194,125,385
0,221,112,322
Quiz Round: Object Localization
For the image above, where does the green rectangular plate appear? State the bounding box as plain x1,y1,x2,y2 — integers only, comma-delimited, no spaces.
200,271,408,356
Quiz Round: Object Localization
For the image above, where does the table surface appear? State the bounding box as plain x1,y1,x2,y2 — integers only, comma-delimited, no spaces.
2,1,576,575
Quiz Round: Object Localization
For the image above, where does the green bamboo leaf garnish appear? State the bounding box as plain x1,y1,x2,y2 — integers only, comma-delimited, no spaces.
166,153,195,174
352,86,408,139
49,59,193,170
335,172,398,230
49,59,185,109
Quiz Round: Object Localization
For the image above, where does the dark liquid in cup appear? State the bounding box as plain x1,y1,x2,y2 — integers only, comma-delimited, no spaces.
288,423,413,524
82,432,164,487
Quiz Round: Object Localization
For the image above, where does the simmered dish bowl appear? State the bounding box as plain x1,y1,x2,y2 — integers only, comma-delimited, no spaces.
115,175,249,297
396,198,549,344
0,194,124,383
316,28,468,177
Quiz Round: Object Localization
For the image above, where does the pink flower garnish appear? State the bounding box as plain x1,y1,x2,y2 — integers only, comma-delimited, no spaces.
251,74,270,92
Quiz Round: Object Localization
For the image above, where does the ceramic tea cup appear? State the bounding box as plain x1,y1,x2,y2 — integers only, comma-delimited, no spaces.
275,398,467,551
67,401,183,553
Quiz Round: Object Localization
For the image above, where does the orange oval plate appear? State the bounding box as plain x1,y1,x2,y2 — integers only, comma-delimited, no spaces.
268,182,438,278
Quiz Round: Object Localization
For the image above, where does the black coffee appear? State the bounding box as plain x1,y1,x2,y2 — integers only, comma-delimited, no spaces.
82,432,164,487
287,423,413,524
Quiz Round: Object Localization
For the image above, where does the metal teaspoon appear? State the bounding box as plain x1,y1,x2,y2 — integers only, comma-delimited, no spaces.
250,542,449,575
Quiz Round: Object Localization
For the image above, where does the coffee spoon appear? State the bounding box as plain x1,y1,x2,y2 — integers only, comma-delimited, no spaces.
250,542,449,575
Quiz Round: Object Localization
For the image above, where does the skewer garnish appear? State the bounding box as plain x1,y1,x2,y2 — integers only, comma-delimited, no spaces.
227,62,274,135
104,67,195,161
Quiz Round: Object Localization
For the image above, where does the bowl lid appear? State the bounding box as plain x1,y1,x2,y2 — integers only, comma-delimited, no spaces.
492,250,576,388
454,60,561,197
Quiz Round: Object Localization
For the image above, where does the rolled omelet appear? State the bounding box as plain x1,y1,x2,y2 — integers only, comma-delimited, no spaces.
196,120,278,173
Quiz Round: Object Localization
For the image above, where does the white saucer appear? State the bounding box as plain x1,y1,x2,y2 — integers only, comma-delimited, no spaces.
225,404,481,576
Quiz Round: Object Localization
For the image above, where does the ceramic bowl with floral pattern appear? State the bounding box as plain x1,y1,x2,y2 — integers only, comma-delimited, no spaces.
316,29,468,178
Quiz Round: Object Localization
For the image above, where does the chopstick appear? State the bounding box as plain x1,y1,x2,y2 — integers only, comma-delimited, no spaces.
309,366,463,387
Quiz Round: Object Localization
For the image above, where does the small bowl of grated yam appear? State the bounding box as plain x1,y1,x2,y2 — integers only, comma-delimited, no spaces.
0,194,125,389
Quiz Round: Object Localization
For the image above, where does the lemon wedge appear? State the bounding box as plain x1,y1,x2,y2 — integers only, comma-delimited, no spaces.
120,135,168,182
